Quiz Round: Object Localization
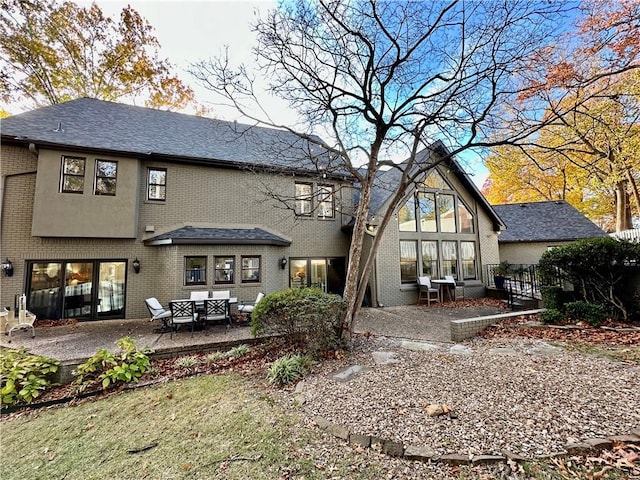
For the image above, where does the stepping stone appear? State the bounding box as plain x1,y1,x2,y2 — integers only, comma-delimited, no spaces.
399,341,442,352
332,365,366,382
528,341,563,356
372,351,400,365
449,344,473,355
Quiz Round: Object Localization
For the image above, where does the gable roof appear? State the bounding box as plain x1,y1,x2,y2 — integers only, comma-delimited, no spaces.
493,200,608,243
144,226,291,246
1,97,337,176
369,144,504,231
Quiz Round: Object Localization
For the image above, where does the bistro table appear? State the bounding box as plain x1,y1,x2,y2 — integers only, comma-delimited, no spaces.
430,279,456,302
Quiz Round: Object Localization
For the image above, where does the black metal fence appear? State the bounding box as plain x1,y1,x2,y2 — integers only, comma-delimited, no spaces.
485,263,562,299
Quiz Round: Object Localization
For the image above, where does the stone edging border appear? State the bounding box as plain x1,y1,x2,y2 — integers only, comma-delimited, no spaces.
294,377,640,467
307,412,640,465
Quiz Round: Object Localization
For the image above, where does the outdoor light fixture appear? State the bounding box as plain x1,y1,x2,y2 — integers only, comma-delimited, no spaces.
279,256,288,269
1,258,13,277
132,258,141,274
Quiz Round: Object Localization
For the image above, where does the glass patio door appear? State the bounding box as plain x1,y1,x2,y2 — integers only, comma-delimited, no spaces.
26,259,127,321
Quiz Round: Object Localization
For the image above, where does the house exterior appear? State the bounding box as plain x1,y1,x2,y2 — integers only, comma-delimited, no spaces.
362,150,504,307
492,200,609,265
1,97,504,320
1,98,352,321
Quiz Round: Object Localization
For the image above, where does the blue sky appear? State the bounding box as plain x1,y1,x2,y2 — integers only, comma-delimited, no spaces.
83,0,490,186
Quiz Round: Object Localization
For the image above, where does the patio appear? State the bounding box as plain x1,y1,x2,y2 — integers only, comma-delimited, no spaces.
0,302,508,363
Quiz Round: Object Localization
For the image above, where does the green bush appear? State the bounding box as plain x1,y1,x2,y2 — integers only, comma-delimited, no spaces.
250,288,346,356
540,286,568,311
539,309,565,325
539,237,640,322
564,301,605,327
267,354,312,386
74,337,152,391
0,348,60,406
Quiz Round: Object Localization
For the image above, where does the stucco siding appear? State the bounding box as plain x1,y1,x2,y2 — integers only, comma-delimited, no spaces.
499,241,568,265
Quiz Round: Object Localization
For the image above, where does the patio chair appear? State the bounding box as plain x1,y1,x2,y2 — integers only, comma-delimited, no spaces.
417,276,439,306
444,275,465,301
202,298,232,327
209,290,230,300
168,300,198,337
1,307,37,342
145,297,172,332
238,292,265,316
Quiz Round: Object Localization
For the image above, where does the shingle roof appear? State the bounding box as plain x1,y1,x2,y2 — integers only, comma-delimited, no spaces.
144,226,291,246
493,201,608,243
1,97,334,174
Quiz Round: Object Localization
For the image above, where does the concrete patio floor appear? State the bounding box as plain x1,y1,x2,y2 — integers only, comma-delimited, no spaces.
0,303,507,363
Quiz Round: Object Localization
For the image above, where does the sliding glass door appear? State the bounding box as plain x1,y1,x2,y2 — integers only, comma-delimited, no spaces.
26,260,127,321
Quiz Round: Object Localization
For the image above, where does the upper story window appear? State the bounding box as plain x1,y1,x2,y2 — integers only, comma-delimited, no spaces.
317,184,335,218
147,168,166,201
185,256,207,285
60,156,86,194
398,170,474,234
95,160,117,196
295,182,313,216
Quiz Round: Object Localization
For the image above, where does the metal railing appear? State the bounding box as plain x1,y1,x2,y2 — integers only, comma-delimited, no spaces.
486,264,562,307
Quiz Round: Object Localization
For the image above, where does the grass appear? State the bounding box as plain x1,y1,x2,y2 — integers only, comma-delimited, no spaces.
558,342,640,363
0,374,396,480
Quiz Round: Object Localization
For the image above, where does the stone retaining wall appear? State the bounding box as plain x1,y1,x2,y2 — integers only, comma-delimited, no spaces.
450,309,544,342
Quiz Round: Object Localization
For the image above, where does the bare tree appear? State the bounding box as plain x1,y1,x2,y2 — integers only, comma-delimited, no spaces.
189,0,595,331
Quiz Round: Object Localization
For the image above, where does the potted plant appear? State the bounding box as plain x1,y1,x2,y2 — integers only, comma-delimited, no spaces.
493,261,511,290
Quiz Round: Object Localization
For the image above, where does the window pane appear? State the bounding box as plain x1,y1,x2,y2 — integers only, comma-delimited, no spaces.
398,197,416,231
317,185,334,218
63,176,84,192
458,202,474,233
421,241,438,277
95,177,117,195
290,259,308,288
295,183,312,215
400,240,417,283
461,242,477,280
417,192,437,232
63,157,85,175
438,194,456,232
214,256,234,284
442,241,458,277
241,256,260,283
96,160,117,177
185,256,206,285
423,170,448,189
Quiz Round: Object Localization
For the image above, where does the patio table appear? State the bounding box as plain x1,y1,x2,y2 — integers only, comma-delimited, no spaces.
430,279,456,301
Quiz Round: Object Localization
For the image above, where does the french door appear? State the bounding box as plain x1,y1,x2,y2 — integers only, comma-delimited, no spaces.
26,260,128,321
289,257,346,296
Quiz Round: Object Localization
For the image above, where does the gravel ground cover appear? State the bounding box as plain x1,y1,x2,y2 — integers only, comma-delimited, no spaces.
301,335,640,458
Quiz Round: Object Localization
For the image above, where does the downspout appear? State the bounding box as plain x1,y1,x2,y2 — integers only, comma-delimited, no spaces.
0,143,38,251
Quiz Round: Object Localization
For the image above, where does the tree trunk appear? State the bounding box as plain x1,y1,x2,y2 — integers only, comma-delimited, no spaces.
615,180,632,232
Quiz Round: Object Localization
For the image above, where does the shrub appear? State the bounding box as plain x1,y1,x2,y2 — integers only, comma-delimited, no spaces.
539,237,640,322
0,348,59,406
564,301,605,327
539,309,565,325
540,286,567,311
267,354,312,386
250,288,346,356
204,351,226,363
74,337,152,391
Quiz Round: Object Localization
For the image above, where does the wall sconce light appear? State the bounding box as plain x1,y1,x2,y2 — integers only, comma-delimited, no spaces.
1,258,13,277
279,256,288,270
132,258,141,274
